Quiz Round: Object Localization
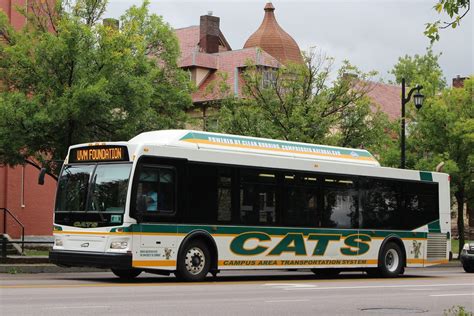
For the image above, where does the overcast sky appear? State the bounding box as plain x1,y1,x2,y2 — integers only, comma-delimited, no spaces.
105,0,473,85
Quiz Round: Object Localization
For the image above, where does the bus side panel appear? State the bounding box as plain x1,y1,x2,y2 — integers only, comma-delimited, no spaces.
131,224,178,270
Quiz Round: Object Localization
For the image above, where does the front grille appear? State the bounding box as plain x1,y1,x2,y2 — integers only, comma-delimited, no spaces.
427,233,447,259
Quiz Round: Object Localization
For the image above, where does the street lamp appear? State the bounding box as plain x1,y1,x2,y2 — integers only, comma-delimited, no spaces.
401,78,424,169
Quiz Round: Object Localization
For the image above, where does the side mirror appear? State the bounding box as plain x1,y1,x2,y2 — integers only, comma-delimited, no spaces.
38,168,47,185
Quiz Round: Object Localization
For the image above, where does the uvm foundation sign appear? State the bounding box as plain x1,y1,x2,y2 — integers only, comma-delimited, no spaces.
69,146,129,163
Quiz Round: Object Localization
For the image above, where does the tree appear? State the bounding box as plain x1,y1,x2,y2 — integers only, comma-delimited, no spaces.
215,50,396,157
390,49,473,255
0,0,192,173
425,0,471,43
385,47,447,169
389,46,446,98
412,77,473,256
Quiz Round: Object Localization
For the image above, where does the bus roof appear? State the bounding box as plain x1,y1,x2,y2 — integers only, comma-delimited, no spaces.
129,130,380,167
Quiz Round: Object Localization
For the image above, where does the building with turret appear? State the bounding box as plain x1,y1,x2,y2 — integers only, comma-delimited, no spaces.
175,2,303,129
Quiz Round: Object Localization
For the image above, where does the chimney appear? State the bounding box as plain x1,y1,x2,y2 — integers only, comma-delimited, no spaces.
452,75,466,88
200,14,220,54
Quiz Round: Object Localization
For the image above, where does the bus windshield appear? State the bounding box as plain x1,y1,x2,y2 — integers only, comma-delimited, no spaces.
55,163,132,227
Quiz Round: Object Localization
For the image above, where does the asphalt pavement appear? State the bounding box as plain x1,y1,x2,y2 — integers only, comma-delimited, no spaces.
1,266,473,315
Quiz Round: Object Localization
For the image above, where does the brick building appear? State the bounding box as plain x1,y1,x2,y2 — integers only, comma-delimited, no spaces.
0,0,57,240
177,3,302,129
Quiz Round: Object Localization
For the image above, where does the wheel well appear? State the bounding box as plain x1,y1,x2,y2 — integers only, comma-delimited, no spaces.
178,231,218,271
379,236,407,267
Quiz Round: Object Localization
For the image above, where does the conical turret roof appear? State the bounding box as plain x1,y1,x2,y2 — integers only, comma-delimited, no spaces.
244,3,303,64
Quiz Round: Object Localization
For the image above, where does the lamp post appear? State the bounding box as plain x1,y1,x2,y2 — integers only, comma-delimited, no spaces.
401,78,424,169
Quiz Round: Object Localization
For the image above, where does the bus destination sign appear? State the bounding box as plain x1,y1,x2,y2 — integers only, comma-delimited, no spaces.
69,146,129,163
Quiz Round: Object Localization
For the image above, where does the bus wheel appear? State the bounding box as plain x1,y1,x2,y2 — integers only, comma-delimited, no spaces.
311,268,340,278
176,240,210,282
379,242,404,277
111,268,142,279
463,265,474,273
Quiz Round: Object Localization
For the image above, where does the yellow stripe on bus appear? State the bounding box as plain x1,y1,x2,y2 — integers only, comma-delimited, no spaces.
217,259,379,266
425,259,449,265
132,260,177,267
54,231,129,236
182,139,377,162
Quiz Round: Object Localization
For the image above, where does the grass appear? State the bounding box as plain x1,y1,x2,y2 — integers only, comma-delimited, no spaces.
451,239,471,255
23,249,50,256
444,305,473,316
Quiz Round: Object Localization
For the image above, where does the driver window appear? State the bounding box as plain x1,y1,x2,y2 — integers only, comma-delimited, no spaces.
135,166,175,216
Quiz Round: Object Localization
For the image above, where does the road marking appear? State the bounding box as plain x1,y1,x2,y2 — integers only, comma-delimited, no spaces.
406,288,438,291
265,299,309,303
269,283,474,291
430,293,474,297
263,283,317,289
46,306,110,309
1,277,472,290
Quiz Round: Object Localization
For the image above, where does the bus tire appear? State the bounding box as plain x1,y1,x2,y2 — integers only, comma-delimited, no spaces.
176,240,210,282
111,268,142,279
379,242,404,278
311,268,340,278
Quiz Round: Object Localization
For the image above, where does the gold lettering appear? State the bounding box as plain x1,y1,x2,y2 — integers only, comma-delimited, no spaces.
74,147,124,161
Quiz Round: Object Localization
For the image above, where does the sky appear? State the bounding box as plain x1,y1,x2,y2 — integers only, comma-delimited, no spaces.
105,0,473,85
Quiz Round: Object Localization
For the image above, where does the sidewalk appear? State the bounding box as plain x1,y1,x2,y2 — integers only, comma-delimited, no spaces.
0,256,463,274
0,256,107,273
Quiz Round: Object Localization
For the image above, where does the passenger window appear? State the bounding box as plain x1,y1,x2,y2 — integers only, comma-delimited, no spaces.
360,179,401,229
217,172,232,222
136,166,175,217
240,170,276,226
283,173,319,227
323,177,358,229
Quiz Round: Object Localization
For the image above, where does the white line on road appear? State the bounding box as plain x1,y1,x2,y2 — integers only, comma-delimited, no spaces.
263,283,317,289
268,283,474,291
430,293,474,297
265,299,309,303
45,306,111,309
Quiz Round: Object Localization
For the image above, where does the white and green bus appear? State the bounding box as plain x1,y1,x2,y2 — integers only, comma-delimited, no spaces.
50,130,451,281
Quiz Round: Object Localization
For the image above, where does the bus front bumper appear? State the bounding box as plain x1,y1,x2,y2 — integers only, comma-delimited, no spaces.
49,250,132,269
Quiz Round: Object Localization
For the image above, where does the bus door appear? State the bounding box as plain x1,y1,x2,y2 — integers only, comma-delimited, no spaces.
134,164,178,263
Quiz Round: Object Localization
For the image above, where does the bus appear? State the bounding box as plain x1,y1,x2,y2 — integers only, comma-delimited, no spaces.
49,130,451,281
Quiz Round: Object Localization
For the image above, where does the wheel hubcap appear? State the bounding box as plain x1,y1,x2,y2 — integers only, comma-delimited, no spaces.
185,247,205,275
385,249,399,272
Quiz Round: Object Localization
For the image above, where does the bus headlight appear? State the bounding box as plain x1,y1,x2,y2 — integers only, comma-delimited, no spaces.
110,241,128,249
55,239,63,247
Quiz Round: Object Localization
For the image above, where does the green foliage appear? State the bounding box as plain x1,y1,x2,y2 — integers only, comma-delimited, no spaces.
0,0,192,172
411,77,473,251
412,77,473,194
215,50,396,158
389,47,446,97
444,305,473,316
425,0,471,43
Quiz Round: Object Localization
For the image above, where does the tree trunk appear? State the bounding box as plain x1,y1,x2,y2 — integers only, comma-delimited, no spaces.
455,189,465,258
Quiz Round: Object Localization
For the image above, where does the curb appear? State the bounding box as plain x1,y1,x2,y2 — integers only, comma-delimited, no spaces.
0,264,108,274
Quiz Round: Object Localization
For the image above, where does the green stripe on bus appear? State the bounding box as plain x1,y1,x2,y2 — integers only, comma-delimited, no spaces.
130,223,427,239
427,220,441,233
420,171,433,182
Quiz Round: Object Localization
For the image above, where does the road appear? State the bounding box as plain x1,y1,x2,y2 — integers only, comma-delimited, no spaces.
1,267,473,315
